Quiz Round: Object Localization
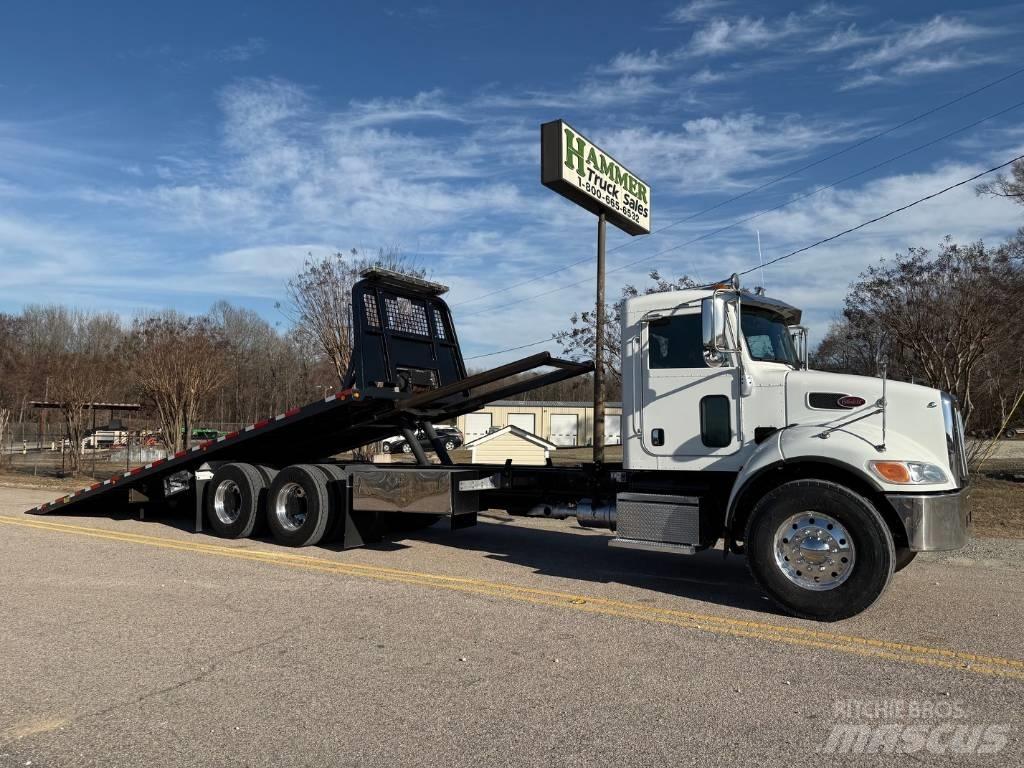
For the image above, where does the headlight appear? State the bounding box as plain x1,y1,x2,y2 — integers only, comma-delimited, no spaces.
868,460,948,485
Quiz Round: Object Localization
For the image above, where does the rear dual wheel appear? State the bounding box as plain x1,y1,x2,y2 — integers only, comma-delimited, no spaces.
266,464,336,547
206,462,342,547
206,463,273,539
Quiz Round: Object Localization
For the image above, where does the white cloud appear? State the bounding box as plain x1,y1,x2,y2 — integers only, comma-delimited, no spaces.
835,15,1002,90
667,0,731,24
683,155,1024,337
2,32,1019,360
810,23,874,53
838,72,884,91
100,79,536,251
344,89,466,126
891,52,997,77
600,113,861,192
684,13,809,57
473,75,669,110
207,243,338,280
848,16,995,70
690,67,730,84
601,50,674,75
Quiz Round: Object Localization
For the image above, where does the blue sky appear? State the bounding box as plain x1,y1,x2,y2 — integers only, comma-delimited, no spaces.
2,0,1023,362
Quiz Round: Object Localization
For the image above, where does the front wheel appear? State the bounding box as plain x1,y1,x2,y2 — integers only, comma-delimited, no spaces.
744,479,895,621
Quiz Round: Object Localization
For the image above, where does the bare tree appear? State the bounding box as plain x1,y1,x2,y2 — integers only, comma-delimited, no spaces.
0,406,10,465
283,247,424,385
976,158,1024,203
14,307,125,473
0,313,17,463
832,238,1022,427
127,313,226,454
812,316,889,376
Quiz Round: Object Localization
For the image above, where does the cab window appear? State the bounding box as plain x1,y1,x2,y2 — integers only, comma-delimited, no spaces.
648,314,707,369
741,307,799,367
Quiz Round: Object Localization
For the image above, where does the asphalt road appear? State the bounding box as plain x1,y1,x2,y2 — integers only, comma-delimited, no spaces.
1,486,1022,767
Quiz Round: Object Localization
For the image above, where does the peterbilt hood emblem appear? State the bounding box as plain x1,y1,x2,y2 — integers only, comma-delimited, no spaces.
837,395,866,408
808,392,867,410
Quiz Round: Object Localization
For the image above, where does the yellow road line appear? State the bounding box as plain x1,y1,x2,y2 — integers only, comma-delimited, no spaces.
3,515,1023,681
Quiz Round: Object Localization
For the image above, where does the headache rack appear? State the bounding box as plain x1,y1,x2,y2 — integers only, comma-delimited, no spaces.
27,268,592,518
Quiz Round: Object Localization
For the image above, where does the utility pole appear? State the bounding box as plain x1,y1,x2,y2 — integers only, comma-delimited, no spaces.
594,212,606,464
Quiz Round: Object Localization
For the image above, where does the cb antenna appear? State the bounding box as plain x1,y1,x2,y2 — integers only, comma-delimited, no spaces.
756,229,766,294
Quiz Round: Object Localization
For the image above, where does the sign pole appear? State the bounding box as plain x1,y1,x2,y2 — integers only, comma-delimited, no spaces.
540,119,651,464
594,212,606,464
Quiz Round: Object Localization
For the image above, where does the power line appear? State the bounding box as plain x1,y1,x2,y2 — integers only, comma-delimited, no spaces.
450,65,1024,310
457,99,1024,319
733,152,1024,278
465,152,1024,362
464,337,554,360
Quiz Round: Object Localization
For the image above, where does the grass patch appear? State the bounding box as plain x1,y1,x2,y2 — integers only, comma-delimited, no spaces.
967,475,1024,539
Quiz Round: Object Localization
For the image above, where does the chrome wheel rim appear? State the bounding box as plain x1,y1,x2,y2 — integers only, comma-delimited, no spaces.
274,482,307,532
774,512,855,591
213,479,242,525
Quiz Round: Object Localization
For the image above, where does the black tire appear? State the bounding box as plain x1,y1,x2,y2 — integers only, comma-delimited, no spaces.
444,440,456,450
265,464,334,547
893,547,917,572
744,479,895,621
401,443,412,454
206,463,268,539
382,443,392,454
1007,429,1017,440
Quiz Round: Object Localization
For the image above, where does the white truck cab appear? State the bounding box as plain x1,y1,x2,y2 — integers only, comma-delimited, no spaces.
619,277,969,619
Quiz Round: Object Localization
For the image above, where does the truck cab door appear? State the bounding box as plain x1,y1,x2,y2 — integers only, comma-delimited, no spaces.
638,308,740,459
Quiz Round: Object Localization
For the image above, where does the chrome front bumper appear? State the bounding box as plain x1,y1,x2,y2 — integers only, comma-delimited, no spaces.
886,489,970,551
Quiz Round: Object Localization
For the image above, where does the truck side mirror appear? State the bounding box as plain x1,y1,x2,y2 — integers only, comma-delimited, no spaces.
790,325,809,370
701,295,730,367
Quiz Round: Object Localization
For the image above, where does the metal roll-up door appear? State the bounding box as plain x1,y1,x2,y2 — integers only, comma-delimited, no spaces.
549,414,578,447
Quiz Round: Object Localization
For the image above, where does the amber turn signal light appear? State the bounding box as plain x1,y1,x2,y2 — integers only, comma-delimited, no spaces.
870,461,912,484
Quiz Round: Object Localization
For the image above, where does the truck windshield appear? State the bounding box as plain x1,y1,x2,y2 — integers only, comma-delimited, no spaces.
741,307,799,368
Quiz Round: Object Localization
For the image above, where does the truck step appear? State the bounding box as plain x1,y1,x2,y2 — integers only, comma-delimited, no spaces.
609,537,699,555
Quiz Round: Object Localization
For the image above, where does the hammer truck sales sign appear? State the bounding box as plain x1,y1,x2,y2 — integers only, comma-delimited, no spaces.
541,119,651,235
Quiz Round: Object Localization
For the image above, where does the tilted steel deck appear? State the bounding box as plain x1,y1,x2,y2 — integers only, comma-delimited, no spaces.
27,268,593,517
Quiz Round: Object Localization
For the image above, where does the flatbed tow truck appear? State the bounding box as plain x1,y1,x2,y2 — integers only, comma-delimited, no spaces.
27,268,970,620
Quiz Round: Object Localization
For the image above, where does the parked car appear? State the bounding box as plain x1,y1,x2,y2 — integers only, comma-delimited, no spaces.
188,428,225,441
381,426,464,454
1005,426,1024,439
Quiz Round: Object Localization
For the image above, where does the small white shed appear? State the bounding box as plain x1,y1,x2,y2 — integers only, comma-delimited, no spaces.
464,425,558,465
